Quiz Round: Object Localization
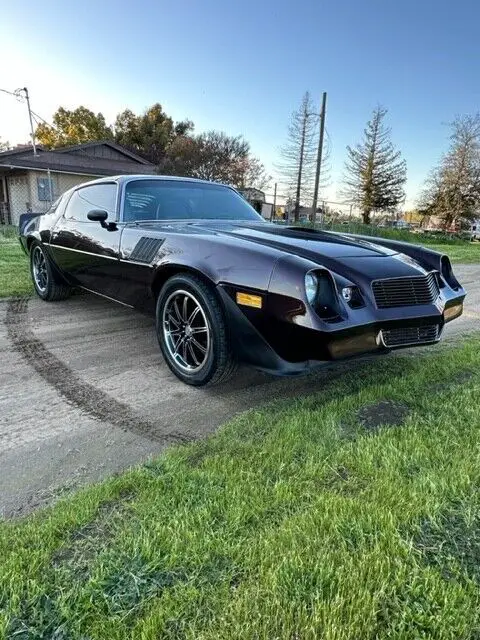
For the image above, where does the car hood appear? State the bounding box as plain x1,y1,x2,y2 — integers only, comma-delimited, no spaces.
133,220,398,260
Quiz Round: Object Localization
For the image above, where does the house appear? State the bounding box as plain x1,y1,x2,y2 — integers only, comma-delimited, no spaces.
0,141,156,225
284,202,323,223
238,187,265,214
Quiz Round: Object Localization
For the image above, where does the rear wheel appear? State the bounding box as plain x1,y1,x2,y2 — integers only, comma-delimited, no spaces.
156,274,236,386
30,242,72,301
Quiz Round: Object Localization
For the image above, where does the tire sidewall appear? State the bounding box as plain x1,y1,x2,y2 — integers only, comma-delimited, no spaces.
30,242,51,300
156,275,222,385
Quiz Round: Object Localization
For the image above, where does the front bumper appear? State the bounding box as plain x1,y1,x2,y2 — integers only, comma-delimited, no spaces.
218,286,465,376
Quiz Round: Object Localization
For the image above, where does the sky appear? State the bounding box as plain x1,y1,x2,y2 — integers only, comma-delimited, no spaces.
1,0,480,209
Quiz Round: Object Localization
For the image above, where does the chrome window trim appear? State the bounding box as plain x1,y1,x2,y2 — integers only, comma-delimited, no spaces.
63,181,120,223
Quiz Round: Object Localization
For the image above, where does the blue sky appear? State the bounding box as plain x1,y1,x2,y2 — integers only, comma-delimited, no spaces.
1,0,479,207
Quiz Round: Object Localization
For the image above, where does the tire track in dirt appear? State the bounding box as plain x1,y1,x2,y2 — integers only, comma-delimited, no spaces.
5,297,191,444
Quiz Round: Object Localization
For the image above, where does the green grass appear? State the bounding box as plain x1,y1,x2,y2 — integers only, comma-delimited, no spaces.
2,337,480,638
428,243,480,264
309,220,468,245
0,236,32,297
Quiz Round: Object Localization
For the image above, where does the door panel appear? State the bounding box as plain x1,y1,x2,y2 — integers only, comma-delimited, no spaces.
49,183,124,298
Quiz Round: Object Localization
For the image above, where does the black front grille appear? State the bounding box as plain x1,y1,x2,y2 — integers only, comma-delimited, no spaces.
381,325,440,348
372,272,439,309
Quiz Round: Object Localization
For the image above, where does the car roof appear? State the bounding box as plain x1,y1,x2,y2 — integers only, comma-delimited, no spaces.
78,174,219,187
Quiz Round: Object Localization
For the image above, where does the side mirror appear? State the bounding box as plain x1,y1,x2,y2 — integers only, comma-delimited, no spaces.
87,209,117,231
87,209,108,223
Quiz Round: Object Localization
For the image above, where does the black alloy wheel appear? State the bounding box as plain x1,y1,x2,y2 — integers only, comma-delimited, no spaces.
30,242,72,301
156,274,236,386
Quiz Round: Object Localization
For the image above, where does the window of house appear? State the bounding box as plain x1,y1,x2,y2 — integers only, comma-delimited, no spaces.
37,177,55,201
64,183,117,222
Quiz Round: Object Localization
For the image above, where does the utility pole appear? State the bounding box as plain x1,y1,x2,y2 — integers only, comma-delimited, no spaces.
294,107,308,223
22,87,37,156
271,182,277,222
311,91,327,224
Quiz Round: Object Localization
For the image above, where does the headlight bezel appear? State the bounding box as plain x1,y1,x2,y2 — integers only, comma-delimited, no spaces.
304,269,343,321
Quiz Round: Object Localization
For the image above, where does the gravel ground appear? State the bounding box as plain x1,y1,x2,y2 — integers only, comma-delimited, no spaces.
1,264,478,518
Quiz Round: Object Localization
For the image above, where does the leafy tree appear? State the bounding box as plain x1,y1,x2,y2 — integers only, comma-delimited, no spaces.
419,114,480,227
35,106,113,148
115,103,193,165
276,92,319,221
34,103,269,190
234,155,270,191
342,107,406,224
0,137,9,152
164,131,270,190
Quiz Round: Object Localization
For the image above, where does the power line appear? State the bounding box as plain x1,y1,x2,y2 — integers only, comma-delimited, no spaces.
31,110,55,128
1,87,55,128
0,87,21,99
0,86,58,153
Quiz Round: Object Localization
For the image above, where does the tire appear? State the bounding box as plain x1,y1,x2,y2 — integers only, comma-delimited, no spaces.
156,273,237,386
30,242,72,301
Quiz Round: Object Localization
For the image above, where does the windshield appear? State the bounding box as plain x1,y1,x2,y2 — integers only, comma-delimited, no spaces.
123,180,264,222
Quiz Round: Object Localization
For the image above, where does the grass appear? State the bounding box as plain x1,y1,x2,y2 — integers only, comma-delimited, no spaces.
428,243,480,264
1,336,480,638
0,235,32,297
321,220,468,245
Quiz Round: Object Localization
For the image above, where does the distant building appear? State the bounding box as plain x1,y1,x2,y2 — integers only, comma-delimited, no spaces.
238,187,265,214
0,141,155,225
284,201,324,223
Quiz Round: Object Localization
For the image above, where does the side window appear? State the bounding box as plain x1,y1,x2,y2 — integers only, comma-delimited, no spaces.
37,177,56,202
64,184,117,222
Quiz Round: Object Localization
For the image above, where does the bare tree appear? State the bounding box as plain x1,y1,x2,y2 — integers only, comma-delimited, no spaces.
276,92,319,222
342,107,406,224
419,114,480,228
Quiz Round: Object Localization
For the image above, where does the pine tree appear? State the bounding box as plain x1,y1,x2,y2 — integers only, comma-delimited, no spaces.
419,114,480,228
276,92,318,222
342,107,406,224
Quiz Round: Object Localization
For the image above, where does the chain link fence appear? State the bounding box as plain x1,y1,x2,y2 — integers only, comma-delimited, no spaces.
0,171,98,227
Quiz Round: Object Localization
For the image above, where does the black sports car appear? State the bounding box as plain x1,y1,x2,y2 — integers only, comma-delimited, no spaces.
19,175,465,386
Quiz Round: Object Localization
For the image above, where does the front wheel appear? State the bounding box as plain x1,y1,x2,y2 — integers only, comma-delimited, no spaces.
30,242,72,301
156,274,236,386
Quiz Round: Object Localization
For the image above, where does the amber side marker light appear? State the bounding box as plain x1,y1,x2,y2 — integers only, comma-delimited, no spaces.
236,292,263,309
444,303,463,322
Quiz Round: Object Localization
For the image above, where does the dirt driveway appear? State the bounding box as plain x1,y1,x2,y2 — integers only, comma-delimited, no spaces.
1,264,479,518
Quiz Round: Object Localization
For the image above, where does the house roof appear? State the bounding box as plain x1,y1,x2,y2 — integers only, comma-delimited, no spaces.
0,141,156,177
54,140,152,165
